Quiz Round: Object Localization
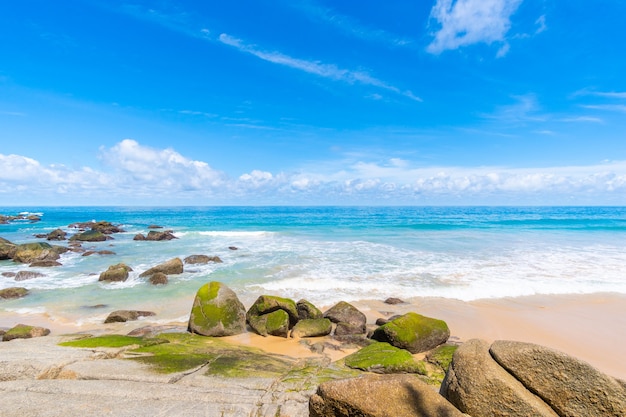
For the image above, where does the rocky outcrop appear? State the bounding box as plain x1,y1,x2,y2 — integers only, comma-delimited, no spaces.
134,230,177,241
489,340,626,417
70,230,109,242
324,301,366,335
291,318,332,338
183,255,223,264
104,310,156,323
14,271,46,281
310,374,466,417
440,339,560,416
0,237,17,259
98,263,133,282
139,258,183,277
45,229,67,241
188,281,247,336
297,299,323,320
29,260,62,267
2,324,50,341
12,242,67,264
68,221,124,234
371,312,450,354
0,287,29,299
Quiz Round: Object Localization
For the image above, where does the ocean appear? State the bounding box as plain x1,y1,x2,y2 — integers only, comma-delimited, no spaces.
2,206,626,329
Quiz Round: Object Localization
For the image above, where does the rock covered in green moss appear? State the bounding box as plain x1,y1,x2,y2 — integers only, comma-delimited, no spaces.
291,318,332,338
426,344,458,371
98,263,133,282
343,342,426,374
371,312,449,354
323,301,366,335
12,242,66,263
297,299,323,320
3,323,50,341
249,309,291,337
246,295,299,328
188,281,247,337
70,230,109,242
0,287,29,299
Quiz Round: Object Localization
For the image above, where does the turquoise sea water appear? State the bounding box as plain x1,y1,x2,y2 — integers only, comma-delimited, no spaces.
2,206,626,328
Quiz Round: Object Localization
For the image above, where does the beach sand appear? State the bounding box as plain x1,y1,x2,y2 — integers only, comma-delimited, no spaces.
2,292,625,380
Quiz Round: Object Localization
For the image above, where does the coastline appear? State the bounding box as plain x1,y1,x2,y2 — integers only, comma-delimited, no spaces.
3,291,625,380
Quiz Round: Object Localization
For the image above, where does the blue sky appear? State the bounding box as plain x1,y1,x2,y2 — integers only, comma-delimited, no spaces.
1,0,626,206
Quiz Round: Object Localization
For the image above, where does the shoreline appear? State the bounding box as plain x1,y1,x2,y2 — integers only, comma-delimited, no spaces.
2,292,625,380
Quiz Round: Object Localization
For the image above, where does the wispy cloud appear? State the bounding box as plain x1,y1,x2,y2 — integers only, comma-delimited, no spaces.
573,89,626,99
427,0,523,56
4,141,626,205
292,0,414,48
582,104,626,113
219,33,422,102
481,94,548,123
0,110,26,116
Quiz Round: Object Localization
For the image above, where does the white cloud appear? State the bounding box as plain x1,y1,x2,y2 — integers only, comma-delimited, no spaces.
219,33,421,102
427,0,523,55
582,104,626,113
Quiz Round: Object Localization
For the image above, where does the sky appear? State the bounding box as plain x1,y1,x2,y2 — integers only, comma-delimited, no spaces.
1,0,626,206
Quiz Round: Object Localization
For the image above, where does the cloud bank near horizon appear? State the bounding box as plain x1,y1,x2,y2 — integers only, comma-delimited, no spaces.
2,140,626,205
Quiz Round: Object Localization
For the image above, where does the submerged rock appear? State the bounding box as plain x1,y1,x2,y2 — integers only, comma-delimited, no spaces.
371,312,449,354
188,281,247,337
0,287,29,299
14,270,46,281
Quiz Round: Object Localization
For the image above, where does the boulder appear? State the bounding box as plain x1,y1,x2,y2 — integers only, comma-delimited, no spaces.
187,281,247,337
70,230,109,242
12,242,63,263
310,374,466,417
440,339,558,417
490,340,626,417
1,272,17,277
2,324,50,341
149,272,168,285
133,233,146,241
68,221,124,234
98,263,133,282
384,297,405,305
29,260,62,267
148,225,163,229
248,309,290,337
183,254,223,264
145,230,177,241
0,287,29,299
15,270,46,281
297,299,323,320
46,229,67,241
104,310,156,323
335,322,367,336
323,301,366,334
371,312,449,354
290,318,332,338
343,342,426,374
0,237,17,260
139,258,183,278
247,295,299,328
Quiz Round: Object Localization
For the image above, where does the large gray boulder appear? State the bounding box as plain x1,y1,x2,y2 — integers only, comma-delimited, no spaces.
371,312,450,354
440,339,559,417
139,258,183,277
297,299,323,320
188,281,247,337
490,340,626,417
323,301,366,335
310,373,466,417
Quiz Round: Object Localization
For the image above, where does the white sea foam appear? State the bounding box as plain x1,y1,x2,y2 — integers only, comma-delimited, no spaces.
198,231,272,237
5,306,47,314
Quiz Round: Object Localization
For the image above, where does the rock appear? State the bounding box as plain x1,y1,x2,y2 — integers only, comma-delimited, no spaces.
15,271,46,281
70,230,109,242
310,373,466,417
228,246,238,250
384,297,405,305
247,295,299,328
104,310,156,323
145,230,177,241
0,237,17,260
248,309,291,337
29,260,62,267
2,324,50,341
46,229,67,241
0,287,29,299
149,272,168,285
335,322,368,336
147,224,163,229
375,318,389,326
297,299,323,320
291,318,332,338
139,258,183,277
12,242,64,263
1,272,17,277
440,339,558,417
343,342,426,374
425,344,458,371
490,340,626,417
69,221,124,234
323,301,366,334
133,233,146,241
183,254,223,264
371,312,450,354
98,263,133,282
187,281,247,337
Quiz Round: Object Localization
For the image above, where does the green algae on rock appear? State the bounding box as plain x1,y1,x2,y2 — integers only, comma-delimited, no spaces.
247,295,299,328
343,342,427,374
188,281,247,337
0,287,29,300
371,312,450,354
249,308,291,337
3,323,50,341
291,318,332,338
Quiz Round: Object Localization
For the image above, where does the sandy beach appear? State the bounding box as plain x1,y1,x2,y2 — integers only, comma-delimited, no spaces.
3,292,625,380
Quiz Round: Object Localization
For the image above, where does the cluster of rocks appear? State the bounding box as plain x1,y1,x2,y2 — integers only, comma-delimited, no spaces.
0,213,41,224
0,238,68,266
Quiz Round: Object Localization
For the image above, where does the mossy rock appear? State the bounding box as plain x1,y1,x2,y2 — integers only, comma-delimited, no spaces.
12,242,61,263
371,312,450,354
70,230,108,242
98,263,133,282
3,323,50,341
426,344,458,371
246,295,299,327
343,342,427,374
323,301,366,334
0,287,29,299
291,318,332,338
297,299,323,320
248,309,290,338
59,334,164,348
188,281,247,337
0,237,17,260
